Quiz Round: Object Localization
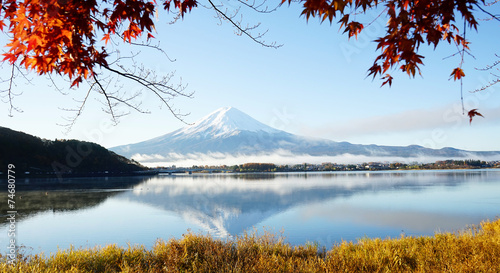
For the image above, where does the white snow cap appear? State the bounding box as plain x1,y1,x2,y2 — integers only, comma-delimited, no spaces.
175,107,281,138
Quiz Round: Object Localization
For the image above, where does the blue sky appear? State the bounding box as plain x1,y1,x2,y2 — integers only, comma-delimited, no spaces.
2,3,500,154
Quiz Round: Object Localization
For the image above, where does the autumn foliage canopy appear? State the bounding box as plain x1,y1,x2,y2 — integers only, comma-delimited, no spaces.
0,0,495,120
0,0,197,88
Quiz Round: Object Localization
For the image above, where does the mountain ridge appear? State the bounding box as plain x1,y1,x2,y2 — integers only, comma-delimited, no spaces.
0,126,146,177
110,107,500,165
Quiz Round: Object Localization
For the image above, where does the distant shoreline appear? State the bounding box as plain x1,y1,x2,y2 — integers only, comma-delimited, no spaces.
1,161,499,180
157,159,500,174
0,170,159,179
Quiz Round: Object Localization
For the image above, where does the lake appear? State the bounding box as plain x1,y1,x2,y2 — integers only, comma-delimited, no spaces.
1,169,500,255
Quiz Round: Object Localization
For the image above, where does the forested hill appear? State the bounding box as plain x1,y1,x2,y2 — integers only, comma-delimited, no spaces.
0,127,146,177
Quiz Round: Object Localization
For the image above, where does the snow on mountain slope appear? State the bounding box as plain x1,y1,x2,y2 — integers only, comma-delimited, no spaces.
110,107,500,166
174,107,282,138
111,106,298,158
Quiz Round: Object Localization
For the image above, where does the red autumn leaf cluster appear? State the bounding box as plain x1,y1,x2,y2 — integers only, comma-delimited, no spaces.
0,0,490,126
163,0,197,16
468,109,484,124
284,0,481,86
0,0,197,88
450,67,466,81
1,0,486,89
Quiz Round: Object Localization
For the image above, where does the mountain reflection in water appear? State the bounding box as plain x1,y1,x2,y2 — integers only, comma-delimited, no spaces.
121,171,499,238
1,170,499,254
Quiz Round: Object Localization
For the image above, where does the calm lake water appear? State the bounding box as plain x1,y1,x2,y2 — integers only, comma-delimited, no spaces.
1,169,500,255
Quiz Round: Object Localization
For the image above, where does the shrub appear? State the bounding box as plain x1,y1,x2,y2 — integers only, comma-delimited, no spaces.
1,218,499,272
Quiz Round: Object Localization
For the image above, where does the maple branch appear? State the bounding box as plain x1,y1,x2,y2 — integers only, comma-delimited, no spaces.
363,7,388,29
95,73,151,115
93,74,121,124
476,55,500,71
58,82,94,133
105,92,150,114
107,50,141,66
0,64,24,117
115,33,177,62
473,55,500,93
235,0,281,13
110,64,191,97
59,68,159,132
474,2,500,22
442,50,476,61
7,65,16,117
206,0,282,48
472,78,500,93
129,40,177,62
47,73,69,96
101,64,193,123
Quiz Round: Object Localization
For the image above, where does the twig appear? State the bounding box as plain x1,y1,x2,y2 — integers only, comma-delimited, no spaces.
207,0,282,48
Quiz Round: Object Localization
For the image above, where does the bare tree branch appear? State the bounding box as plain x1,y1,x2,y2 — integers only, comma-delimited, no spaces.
475,2,500,22
7,65,16,117
101,63,193,124
116,33,177,62
2,0,282,130
57,82,94,133
47,73,69,95
473,54,500,93
37,26,195,132
0,64,24,117
485,0,500,6
207,0,282,48
472,78,500,93
476,56,500,71
235,0,281,13
92,73,124,124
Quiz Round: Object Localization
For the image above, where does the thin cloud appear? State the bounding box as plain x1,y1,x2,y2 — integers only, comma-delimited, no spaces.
131,150,500,167
303,104,500,139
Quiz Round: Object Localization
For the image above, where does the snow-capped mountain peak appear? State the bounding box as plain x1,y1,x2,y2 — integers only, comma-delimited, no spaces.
110,107,500,166
175,107,281,138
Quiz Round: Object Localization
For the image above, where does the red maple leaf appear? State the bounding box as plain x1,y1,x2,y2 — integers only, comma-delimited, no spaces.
468,109,484,124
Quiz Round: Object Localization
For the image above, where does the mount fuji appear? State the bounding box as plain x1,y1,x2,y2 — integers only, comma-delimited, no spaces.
110,107,500,165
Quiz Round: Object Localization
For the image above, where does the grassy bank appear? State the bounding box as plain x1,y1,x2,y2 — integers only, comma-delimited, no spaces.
2,219,500,272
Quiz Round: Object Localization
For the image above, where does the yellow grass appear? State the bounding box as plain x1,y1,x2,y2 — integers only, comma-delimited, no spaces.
1,218,500,272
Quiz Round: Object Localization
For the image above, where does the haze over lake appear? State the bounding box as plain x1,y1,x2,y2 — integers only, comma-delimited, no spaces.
1,169,500,255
